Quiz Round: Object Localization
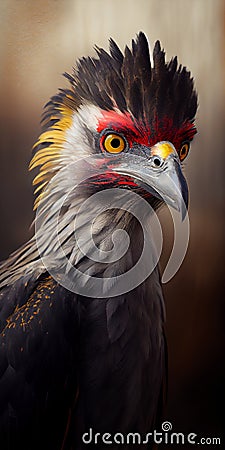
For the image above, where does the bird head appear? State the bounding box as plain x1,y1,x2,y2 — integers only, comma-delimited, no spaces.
30,32,197,220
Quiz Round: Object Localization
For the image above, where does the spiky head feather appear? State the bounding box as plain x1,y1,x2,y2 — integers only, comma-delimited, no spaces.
30,32,198,209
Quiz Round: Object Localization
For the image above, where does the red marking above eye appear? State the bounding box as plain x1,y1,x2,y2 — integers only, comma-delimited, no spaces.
97,110,197,151
97,111,150,147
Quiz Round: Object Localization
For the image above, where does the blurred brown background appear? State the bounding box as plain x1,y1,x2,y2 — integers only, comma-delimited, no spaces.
0,0,224,447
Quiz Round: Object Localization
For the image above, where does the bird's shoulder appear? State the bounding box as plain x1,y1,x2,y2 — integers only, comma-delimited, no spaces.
0,274,80,449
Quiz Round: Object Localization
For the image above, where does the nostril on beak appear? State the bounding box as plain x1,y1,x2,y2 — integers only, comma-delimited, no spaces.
151,156,164,168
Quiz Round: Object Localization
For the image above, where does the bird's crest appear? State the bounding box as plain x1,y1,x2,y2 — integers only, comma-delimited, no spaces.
30,32,197,209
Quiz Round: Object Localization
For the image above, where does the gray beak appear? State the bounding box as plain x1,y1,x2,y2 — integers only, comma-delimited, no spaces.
112,141,189,220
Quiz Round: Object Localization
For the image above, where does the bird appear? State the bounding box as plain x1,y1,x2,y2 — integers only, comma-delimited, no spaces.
0,32,197,449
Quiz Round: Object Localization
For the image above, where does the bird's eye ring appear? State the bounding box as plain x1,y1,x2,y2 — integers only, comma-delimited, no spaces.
179,142,190,161
101,133,126,154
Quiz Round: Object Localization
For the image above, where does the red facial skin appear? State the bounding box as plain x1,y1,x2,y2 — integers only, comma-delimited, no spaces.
93,110,197,195
84,172,150,198
97,110,197,154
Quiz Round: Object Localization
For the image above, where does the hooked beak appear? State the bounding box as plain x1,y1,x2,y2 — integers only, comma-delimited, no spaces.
113,141,188,220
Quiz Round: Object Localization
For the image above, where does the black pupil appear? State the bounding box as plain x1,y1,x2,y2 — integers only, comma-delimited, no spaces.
181,145,187,154
111,138,121,148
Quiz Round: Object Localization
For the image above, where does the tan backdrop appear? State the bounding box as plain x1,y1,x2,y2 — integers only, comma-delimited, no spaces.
0,0,224,446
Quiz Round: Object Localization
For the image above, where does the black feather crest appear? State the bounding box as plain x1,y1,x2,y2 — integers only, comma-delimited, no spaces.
73,32,197,127
43,32,197,139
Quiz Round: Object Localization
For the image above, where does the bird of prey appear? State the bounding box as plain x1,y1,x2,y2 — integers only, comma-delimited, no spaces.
0,32,197,449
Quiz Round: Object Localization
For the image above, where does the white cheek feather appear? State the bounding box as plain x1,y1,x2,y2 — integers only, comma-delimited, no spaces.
77,104,104,130
62,104,104,164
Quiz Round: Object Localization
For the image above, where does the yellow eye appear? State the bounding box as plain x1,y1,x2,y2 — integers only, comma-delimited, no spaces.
179,142,190,161
103,133,126,154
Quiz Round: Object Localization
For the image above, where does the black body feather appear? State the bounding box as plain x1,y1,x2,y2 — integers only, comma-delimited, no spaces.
0,252,166,449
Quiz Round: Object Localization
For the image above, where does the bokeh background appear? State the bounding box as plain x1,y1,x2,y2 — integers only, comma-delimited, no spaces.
0,0,224,447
